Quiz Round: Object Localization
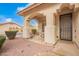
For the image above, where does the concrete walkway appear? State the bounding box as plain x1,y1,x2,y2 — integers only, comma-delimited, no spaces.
48,40,79,56
0,38,79,56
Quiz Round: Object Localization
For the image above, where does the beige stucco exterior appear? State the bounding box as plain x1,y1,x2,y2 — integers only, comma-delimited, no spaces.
0,22,22,35
18,3,79,47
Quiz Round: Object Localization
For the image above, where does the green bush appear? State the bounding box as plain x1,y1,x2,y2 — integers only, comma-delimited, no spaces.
31,29,37,35
0,36,6,49
5,31,18,40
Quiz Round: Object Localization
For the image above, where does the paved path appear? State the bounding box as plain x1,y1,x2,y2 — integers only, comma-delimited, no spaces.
0,38,54,56
0,38,79,56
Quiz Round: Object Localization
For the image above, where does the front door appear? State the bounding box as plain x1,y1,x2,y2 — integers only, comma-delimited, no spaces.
60,13,72,41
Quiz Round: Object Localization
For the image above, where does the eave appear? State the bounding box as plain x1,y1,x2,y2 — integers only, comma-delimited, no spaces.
18,3,42,16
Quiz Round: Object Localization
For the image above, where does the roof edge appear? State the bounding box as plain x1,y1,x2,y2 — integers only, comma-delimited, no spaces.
0,22,22,28
18,3,42,16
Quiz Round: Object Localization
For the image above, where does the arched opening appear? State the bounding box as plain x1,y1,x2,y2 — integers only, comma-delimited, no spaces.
55,4,75,41
29,19,39,35
28,13,46,41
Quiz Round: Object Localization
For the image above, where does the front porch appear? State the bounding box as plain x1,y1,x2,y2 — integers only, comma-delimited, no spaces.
19,4,79,47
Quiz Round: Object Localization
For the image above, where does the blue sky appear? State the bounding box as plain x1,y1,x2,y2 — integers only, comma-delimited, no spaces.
0,3,37,26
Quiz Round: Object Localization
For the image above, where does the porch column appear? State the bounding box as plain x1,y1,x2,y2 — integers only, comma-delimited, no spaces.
23,17,31,39
38,22,43,33
44,13,56,44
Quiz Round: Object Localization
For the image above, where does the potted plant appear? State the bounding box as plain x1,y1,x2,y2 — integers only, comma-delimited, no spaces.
31,29,37,35
5,31,18,40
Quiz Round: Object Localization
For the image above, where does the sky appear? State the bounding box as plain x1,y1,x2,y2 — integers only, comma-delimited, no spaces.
0,3,38,26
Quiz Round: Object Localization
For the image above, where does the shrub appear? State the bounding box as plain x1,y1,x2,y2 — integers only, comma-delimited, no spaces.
31,29,37,35
0,36,6,49
5,31,18,40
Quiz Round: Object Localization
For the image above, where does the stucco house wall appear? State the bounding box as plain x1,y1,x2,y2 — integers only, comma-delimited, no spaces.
18,3,79,47
0,22,22,35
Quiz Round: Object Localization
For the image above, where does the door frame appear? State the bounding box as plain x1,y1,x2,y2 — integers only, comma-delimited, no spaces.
59,13,73,41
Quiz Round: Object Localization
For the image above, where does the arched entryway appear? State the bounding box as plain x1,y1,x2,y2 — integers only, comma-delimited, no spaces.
55,4,75,41
27,13,46,41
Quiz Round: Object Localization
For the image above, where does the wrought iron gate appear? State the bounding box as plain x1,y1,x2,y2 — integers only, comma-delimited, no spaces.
60,13,72,41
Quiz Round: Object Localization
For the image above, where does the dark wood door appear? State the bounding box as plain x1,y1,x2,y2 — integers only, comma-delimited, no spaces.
60,13,72,41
